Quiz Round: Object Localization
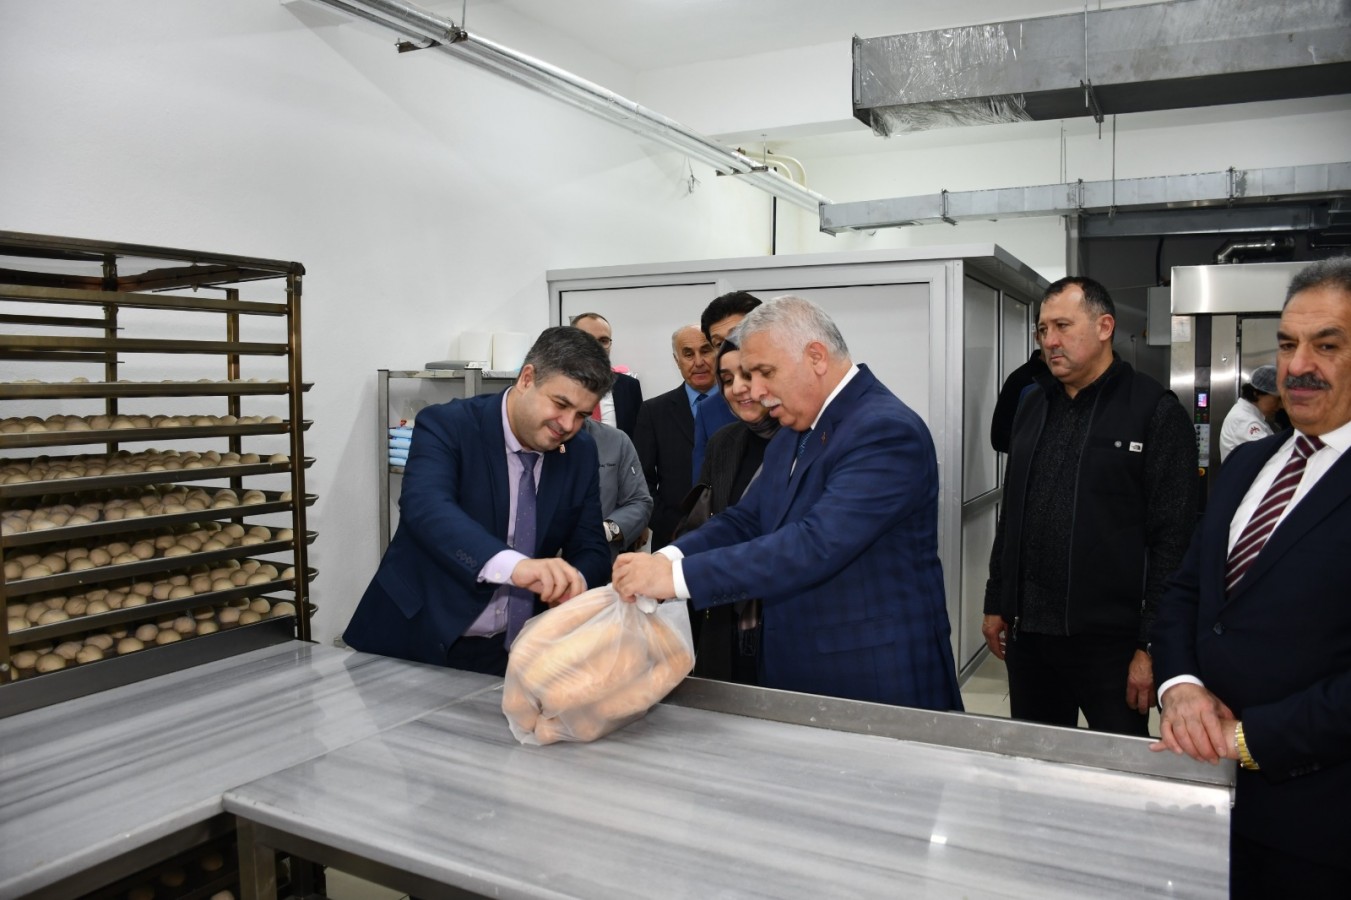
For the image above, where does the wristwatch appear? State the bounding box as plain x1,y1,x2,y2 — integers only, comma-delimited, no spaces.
603,520,622,543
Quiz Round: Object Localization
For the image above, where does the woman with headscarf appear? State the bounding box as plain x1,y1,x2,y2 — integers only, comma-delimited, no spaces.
688,328,780,683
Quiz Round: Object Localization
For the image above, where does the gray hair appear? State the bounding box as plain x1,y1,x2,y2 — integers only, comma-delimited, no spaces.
1285,257,1351,306
523,326,616,396
671,324,702,354
737,295,849,360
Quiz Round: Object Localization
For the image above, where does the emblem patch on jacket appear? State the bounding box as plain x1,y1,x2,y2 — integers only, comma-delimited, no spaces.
1129,441,1144,452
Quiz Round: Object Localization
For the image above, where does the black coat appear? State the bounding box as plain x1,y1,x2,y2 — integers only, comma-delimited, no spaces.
632,384,696,550
611,372,642,439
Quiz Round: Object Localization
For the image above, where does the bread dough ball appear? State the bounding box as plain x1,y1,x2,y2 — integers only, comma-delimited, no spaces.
248,597,272,613
37,609,69,625
85,633,114,651
268,601,296,618
36,653,66,673
196,620,219,635
218,607,241,627
54,641,83,660
237,610,262,625
76,645,105,664
134,624,159,642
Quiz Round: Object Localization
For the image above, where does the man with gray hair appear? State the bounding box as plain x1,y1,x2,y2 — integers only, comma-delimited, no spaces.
614,296,962,710
632,324,717,550
345,326,614,676
1151,257,1351,895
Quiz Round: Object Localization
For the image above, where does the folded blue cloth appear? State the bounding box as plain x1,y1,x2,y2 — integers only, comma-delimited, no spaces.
389,437,412,450
389,455,409,468
389,426,414,439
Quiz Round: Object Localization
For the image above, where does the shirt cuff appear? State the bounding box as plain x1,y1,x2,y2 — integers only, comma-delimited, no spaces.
655,545,691,600
1157,675,1205,706
479,549,528,584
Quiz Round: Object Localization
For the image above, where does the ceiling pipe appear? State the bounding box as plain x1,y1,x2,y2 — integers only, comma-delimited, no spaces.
1214,236,1292,264
307,0,831,212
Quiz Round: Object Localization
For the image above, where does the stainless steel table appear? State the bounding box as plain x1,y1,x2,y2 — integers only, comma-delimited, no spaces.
0,642,494,899
225,682,1235,899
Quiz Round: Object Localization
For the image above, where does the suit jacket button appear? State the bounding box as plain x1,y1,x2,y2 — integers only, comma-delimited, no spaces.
1212,622,1224,635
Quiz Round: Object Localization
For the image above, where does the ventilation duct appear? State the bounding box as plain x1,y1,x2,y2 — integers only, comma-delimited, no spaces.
305,0,830,212
854,0,1351,136
819,163,1351,233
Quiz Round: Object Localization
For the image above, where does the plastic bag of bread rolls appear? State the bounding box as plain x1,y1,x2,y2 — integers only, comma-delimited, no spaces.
503,585,694,746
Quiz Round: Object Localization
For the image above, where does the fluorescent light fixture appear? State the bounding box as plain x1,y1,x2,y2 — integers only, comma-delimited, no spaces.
307,0,831,212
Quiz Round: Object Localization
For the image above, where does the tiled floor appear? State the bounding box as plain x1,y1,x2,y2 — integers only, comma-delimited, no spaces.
960,650,1163,735
323,653,1158,899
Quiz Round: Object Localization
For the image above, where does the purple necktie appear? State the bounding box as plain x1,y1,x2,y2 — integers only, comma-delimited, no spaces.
505,450,539,646
1224,434,1324,593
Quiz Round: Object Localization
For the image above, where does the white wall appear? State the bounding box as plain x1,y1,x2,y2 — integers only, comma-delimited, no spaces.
0,0,774,646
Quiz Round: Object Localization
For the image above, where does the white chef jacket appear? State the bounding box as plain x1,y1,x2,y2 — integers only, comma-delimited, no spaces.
1219,397,1273,463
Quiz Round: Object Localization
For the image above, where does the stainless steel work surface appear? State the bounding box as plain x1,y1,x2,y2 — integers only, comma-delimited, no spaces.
0,643,496,899
225,691,1230,899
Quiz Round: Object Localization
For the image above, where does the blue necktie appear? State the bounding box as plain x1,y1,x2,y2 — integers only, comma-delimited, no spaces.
505,450,539,646
791,428,813,476
693,391,708,417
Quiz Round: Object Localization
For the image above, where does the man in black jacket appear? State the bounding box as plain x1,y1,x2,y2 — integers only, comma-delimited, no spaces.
982,276,1196,736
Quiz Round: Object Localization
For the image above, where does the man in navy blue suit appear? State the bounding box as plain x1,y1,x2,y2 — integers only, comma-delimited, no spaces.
613,296,962,710
1151,257,1351,896
344,326,614,676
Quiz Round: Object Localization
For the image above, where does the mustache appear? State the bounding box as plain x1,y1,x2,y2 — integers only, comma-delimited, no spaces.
1285,374,1331,391
760,397,781,409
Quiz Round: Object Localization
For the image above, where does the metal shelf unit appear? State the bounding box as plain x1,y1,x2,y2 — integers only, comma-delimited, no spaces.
0,230,317,714
377,368,515,551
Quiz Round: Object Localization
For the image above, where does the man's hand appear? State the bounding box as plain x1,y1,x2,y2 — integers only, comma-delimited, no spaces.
981,615,1009,660
1125,649,1155,715
511,558,586,606
612,552,675,603
1150,682,1236,764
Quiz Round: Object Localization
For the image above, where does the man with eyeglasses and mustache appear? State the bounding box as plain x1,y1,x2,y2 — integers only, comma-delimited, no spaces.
1151,257,1351,897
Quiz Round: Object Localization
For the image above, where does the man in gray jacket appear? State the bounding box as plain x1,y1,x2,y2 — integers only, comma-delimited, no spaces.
582,418,653,560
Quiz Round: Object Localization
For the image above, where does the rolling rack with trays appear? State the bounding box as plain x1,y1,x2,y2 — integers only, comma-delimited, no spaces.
0,230,318,717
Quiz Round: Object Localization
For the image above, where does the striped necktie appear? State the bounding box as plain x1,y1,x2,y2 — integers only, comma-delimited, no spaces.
1224,434,1324,593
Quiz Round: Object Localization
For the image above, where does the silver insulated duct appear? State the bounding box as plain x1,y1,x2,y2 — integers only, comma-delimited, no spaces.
854,0,1351,136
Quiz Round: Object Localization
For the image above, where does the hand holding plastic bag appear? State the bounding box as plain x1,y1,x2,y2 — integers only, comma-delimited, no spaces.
502,585,694,745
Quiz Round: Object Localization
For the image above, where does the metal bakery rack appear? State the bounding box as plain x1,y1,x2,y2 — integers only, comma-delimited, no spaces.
0,230,316,716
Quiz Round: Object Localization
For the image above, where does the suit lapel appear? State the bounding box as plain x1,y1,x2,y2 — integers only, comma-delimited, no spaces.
1230,445,1351,599
668,386,695,444
767,368,873,531
479,391,511,541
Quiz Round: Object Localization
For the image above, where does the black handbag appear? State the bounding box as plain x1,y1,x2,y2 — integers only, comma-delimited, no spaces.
670,481,714,543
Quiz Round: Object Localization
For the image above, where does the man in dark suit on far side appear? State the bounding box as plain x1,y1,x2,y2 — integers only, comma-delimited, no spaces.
571,312,643,438
1151,256,1351,897
632,324,717,550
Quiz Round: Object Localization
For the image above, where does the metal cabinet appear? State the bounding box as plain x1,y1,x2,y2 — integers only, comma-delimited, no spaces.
0,231,316,715
377,368,514,552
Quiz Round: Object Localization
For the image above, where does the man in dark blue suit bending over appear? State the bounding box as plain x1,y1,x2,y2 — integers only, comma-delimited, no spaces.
345,326,614,676
613,296,962,710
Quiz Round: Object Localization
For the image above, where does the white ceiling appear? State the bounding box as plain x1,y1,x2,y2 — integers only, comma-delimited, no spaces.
433,0,1156,72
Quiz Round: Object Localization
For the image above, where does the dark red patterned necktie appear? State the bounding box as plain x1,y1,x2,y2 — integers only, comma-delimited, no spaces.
1224,434,1324,593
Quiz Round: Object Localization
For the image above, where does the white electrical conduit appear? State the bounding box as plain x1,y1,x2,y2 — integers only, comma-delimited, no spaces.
310,0,831,212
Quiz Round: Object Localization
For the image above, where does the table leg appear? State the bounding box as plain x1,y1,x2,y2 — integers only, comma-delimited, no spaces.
237,818,278,900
